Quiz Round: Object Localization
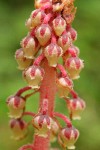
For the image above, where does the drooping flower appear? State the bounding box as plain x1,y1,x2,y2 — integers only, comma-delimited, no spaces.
53,15,66,36
15,48,32,70
58,32,72,53
10,119,28,140
29,9,46,28
58,126,79,149
32,114,53,137
44,43,63,67
65,57,84,79
67,97,86,120
35,24,52,46
21,35,40,59
7,95,25,119
56,76,73,98
23,65,45,89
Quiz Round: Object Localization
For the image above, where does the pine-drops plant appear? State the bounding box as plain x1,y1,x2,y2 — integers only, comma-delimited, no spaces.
7,0,86,150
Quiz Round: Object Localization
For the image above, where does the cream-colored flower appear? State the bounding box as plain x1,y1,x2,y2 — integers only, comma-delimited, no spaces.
10,119,28,140
67,97,86,120
65,57,84,79
53,16,66,36
32,114,53,138
44,43,63,67
23,65,44,89
7,95,25,119
15,48,32,70
21,35,40,59
57,77,73,98
58,33,72,53
35,24,51,46
58,127,79,149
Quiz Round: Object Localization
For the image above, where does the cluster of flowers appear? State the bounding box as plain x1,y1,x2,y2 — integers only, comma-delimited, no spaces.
7,0,86,149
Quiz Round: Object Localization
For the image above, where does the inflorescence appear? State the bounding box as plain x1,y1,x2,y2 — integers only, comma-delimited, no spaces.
7,0,86,149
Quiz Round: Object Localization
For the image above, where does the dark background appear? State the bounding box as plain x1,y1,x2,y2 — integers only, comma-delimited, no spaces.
0,0,100,149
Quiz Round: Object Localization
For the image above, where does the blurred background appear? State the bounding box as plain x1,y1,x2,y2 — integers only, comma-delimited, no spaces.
0,0,100,149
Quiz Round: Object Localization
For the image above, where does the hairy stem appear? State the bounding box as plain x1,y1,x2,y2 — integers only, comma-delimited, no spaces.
54,112,72,128
33,59,57,150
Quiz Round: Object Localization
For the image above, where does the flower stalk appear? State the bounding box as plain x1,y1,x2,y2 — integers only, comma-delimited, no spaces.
7,0,86,150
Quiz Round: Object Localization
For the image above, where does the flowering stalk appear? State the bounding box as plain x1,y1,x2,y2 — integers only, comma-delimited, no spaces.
7,0,86,150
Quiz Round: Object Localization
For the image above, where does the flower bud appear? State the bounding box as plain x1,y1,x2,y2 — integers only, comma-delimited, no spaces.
7,95,25,119
56,77,73,98
21,35,40,59
50,120,59,142
67,45,80,57
68,27,77,41
30,9,46,27
35,0,52,9
23,65,45,89
65,57,84,79
10,119,28,140
53,16,66,36
35,24,51,46
15,48,32,70
44,43,63,67
58,33,72,53
63,46,80,62
67,97,86,120
58,127,79,149
32,114,53,137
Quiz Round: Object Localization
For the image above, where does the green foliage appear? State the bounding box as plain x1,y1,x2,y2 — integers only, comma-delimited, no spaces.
0,0,100,149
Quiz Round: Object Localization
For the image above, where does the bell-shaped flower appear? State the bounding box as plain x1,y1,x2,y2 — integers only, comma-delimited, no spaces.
53,16,66,36
15,48,32,70
35,24,52,46
32,114,53,137
63,45,80,61
44,43,63,67
30,9,46,27
23,65,45,89
65,57,84,79
58,33,72,53
56,77,73,98
67,97,86,120
21,35,40,59
10,119,28,140
7,95,25,119
67,45,80,58
58,127,79,149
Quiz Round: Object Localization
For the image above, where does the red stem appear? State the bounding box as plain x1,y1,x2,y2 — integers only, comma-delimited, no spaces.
33,53,45,66
19,144,33,150
24,90,39,99
70,90,78,98
54,112,72,128
57,64,68,77
33,59,56,150
15,86,32,97
23,112,35,117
